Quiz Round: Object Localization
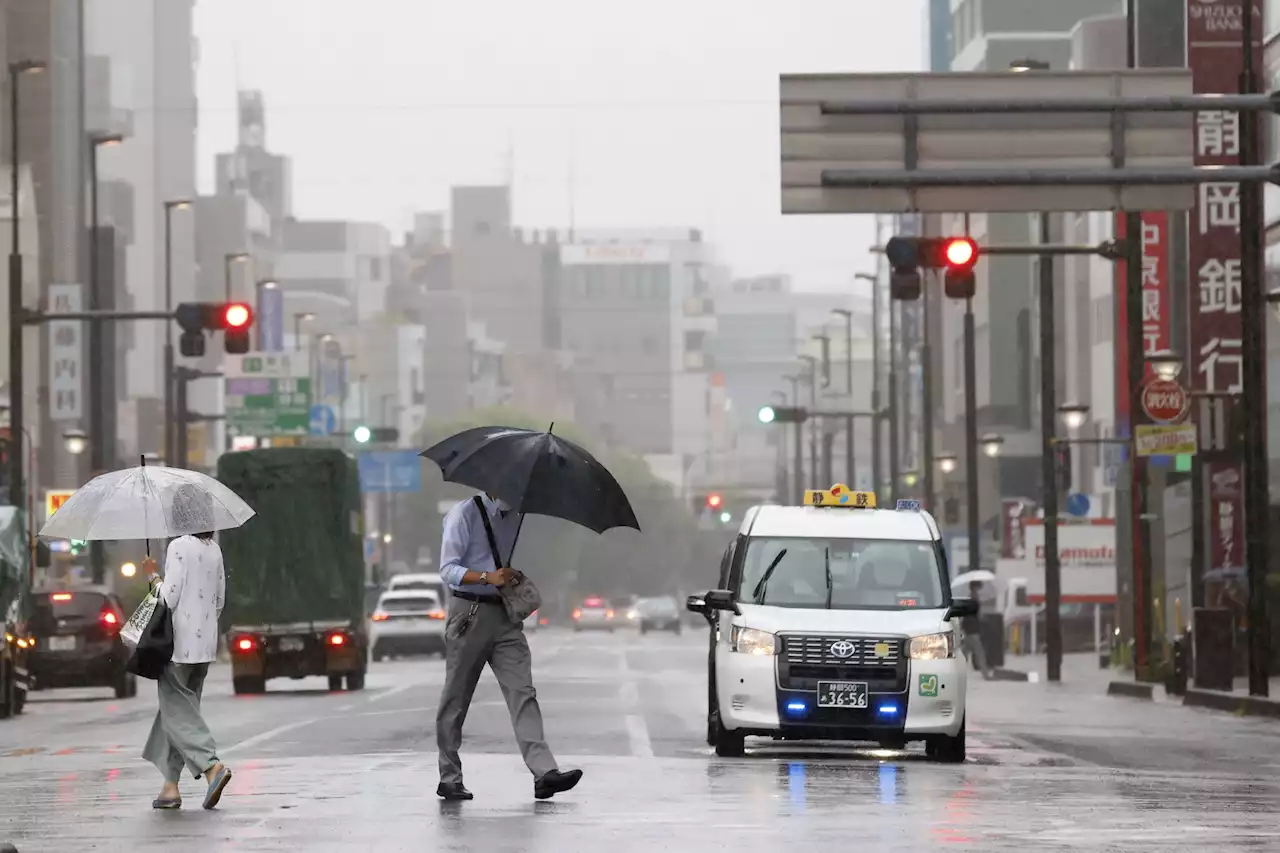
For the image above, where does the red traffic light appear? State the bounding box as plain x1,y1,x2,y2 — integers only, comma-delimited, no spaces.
706,493,723,509
944,238,977,268
223,303,252,329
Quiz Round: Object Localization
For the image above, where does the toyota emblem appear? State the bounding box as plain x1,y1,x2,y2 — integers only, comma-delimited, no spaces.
828,640,857,659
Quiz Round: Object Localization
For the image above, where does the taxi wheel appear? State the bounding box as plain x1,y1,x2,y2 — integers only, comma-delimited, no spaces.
713,720,745,758
931,718,966,763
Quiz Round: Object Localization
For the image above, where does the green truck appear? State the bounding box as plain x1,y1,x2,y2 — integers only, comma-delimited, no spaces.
217,447,368,695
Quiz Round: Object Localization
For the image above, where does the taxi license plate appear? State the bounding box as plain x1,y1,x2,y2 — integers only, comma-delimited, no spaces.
277,637,304,652
817,681,868,709
48,636,76,652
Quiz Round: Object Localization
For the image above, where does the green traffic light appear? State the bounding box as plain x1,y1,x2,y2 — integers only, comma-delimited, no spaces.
757,406,776,424
353,425,372,444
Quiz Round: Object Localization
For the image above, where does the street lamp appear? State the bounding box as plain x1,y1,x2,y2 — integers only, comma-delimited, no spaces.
937,453,958,475
902,471,919,488
62,429,88,456
7,59,47,514
1009,58,1051,72
162,198,192,468
293,312,315,351
120,561,137,578
1058,403,1091,432
1147,349,1184,382
224,252,250,301
981,433,1005,458
382,532,393,545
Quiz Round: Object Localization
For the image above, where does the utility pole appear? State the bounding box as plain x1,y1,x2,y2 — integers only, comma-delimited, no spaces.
1039,211,1063,683
964,294,980,575
787,374,803,501
888,298,900,504
921,270,935,512
855,272,882,495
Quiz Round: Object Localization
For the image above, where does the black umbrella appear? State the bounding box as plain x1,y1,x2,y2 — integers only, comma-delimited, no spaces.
421,425,641,557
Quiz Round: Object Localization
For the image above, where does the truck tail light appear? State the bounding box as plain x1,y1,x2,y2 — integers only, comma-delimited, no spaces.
234,635,257,653
327,632,347,647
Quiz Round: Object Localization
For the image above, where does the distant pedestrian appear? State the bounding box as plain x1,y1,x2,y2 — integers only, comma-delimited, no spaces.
961,580,993,680
435,493,582,801
140,485,232,810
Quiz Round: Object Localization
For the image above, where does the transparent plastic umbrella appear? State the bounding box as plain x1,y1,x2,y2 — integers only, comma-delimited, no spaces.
39,460,254,548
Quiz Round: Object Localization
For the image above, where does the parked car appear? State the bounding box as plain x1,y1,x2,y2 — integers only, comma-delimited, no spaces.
636,596,682,635
24,586,137,699
572,596,615,632
370,590,446,660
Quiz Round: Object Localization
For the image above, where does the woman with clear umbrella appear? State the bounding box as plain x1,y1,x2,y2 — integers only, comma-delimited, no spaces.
140,483,232,810
40,460,254,810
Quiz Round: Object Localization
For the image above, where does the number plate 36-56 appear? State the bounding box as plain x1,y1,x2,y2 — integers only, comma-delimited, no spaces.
817,681,868,709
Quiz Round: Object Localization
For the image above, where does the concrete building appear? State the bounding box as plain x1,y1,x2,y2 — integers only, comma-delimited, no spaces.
353,320,427,444
86,0,198,461
557,229,718,465
275,218,391,339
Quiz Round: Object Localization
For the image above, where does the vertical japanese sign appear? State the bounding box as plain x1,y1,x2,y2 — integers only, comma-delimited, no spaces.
1114,211,1171,404
1186,0,1261,573
48,284,83,422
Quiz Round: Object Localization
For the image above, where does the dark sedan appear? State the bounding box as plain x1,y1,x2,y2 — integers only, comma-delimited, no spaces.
25,586,137,699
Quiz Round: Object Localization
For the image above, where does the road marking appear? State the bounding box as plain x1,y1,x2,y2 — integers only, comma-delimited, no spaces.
223,718,319,755
625,714,654,758
367,682,418,704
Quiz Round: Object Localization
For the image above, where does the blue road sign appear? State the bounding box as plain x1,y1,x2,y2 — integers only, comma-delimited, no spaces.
308,404,337,436
1065,492,1091,517
358,450,422,493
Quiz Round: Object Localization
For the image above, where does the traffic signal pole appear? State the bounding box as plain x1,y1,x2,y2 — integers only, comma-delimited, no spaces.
1038,212,1063,682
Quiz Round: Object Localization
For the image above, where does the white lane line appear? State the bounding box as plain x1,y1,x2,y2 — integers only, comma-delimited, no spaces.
366,682,419,704
336,704,353,712
625,715,654,758
222,718,319,755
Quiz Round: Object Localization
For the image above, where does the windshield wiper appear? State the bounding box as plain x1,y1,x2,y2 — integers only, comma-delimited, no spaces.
752,549,788,604
824,547,833,609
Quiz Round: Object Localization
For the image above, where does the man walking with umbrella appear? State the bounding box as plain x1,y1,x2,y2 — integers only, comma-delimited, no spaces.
434,492,583,801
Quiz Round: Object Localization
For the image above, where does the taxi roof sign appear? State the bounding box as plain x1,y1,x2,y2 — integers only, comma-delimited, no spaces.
803,483,876,509
896,499,921,511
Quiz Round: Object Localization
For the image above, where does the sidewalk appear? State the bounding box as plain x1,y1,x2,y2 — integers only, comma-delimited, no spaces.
998,651,1280,718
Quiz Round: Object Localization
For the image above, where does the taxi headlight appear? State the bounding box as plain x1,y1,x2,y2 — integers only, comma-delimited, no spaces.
908,632,954,661
731,626,778,656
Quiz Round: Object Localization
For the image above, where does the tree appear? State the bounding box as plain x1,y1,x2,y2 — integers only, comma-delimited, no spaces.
399,407,706,613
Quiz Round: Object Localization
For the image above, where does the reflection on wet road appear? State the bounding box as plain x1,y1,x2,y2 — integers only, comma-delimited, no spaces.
2,630,1278,851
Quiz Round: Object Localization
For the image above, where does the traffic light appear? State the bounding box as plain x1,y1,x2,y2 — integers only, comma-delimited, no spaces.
352,426,372,444
69,539,86,556
353,426,399,445
757,405,808,424
175,302,255,357
884,236,980,301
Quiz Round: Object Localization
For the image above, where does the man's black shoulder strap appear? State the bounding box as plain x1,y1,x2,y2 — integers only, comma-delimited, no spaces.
472,495,506,569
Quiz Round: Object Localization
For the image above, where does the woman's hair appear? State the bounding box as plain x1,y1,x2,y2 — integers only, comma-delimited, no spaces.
192,530,215,541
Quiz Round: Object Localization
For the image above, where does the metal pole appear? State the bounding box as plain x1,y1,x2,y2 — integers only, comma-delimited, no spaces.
818,92,1280,116
1240,0,1270,698
870,279,882,496
964,297,979,574
8,70,24,512
822,165,1280,188
1040,212,1062,683
888,299,900,504
87,140,105,583
921,271,935,512
175,373,188,469
843,310,855,486
163,205,174,465
788,375,803,502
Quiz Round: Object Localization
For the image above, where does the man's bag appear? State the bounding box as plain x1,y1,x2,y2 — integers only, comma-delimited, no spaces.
473,496,543,623
124,591,174,680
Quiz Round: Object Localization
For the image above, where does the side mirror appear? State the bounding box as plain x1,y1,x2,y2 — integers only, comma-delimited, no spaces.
685,595,708,615
946,597,979,620
704,589,740,615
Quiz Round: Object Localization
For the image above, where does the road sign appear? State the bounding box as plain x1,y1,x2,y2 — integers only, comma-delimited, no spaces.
779,70,1194,214
357,451,422,493
45,489,75,520
1140,378,1189,424
308,404,337,436
1135,424,1198,457
225,352,311,436
1065,493,1091,517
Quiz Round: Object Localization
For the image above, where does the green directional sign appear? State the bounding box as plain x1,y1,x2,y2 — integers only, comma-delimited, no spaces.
224,352,312,436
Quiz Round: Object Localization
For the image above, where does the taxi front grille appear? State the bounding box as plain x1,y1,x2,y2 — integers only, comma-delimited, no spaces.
782,635,903,667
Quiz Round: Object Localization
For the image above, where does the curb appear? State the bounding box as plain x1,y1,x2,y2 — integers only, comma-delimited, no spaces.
1183,688,1280,719
1107,680,1156,700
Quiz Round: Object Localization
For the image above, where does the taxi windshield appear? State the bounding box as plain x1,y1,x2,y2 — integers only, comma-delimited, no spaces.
738,537,946,610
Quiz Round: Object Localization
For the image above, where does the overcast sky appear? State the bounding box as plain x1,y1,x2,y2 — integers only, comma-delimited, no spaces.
194,0,924,292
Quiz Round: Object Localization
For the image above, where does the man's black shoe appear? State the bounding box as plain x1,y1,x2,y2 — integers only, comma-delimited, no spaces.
534,768,583,800
436,782,474,801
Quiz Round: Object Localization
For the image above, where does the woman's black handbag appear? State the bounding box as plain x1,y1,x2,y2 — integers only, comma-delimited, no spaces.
125,595,174,680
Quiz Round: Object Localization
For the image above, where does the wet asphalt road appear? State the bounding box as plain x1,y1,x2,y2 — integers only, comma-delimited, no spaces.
2,628,1279,851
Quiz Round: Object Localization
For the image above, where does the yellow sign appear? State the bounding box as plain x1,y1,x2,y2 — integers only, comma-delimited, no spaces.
874,642,890,659
802,483,877,509
1135,424,1197,458
46,489,76,519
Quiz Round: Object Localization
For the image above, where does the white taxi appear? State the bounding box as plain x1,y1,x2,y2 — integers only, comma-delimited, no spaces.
687,485,976,762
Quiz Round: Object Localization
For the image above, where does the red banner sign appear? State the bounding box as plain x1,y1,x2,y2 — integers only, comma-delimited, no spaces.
1208,461,1245,572
1114,210,1171,424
